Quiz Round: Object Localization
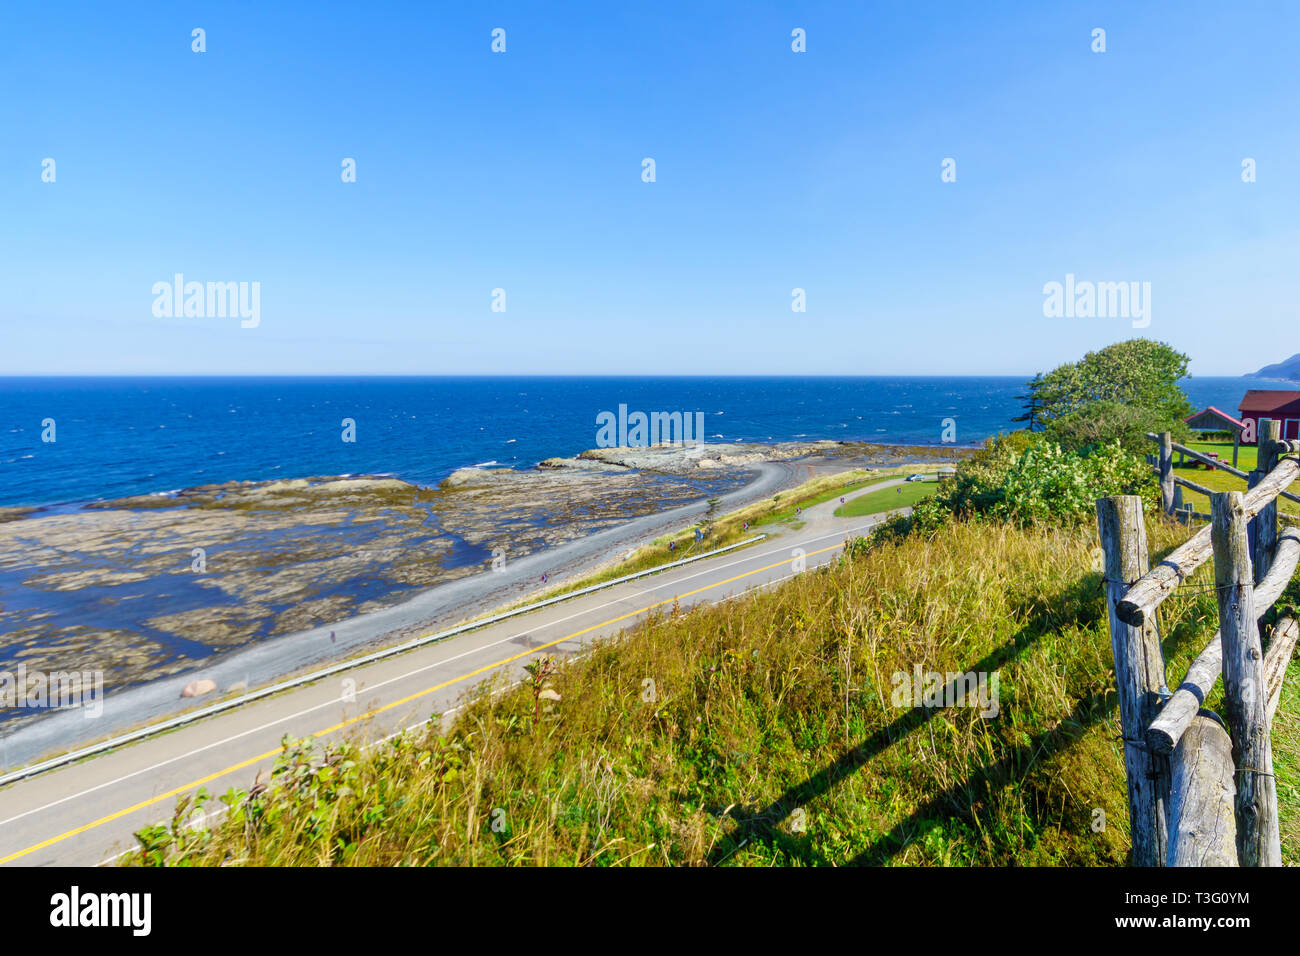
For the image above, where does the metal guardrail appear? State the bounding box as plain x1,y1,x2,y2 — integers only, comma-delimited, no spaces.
0,533,769,789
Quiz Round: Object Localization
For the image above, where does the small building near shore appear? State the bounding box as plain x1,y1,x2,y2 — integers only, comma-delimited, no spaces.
1184,406,1246,468
1237,390,1300,444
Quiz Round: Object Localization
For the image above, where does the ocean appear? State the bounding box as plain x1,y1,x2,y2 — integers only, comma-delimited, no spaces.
0,375,1284,508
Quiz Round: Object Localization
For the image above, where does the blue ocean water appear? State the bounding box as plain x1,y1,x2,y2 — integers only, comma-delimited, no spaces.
0,375,1284,508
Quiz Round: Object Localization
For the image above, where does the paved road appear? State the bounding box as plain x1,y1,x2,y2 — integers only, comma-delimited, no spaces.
0,462,813,771
0,477,911,867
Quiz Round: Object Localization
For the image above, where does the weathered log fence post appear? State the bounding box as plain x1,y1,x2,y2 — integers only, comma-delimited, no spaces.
1097,495,1170,865
1122,430,1299,867
1159,432,1175,516
1210,490,1281,866
1253,419,1280,586
1166,712,1237,866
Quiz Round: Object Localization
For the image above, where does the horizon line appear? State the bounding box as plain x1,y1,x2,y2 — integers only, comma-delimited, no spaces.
0,371,1272,380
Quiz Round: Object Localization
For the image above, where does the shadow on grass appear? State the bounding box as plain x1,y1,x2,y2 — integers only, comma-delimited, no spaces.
704,569,1123,867
842,688,1111,865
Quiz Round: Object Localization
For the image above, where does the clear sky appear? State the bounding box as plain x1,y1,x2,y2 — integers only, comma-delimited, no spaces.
2,1,1297,377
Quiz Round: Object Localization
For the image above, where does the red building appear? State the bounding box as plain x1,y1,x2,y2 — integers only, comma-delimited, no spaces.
1238,390,1300,443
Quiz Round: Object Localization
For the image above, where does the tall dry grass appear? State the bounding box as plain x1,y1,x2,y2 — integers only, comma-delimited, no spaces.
129,515,1299,866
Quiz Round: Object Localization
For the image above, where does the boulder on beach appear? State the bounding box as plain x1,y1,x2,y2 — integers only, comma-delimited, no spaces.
441,467,502,487
181,678,217,699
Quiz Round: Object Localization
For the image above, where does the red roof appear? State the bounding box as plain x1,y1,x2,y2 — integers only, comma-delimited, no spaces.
1185,406,1245,430
1239,390,1300,413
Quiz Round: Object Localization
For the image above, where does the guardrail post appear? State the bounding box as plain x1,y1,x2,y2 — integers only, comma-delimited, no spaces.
1210,490,1281,866
1097,494,1170,865
1160,432,1175,515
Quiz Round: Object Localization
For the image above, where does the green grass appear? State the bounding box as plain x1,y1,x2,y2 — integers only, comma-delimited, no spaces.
833,480,938,517
1182,439,1254,472
751,471,926,527
1276,670,1300,848
1171,440,1300,521
123,511,1300,867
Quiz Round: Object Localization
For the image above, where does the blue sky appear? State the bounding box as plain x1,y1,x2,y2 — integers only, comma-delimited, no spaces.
2,1,1297,376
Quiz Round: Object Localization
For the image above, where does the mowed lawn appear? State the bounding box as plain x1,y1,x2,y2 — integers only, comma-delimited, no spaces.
1171,440,1300,521
834,480,938,517
1183,439,1257,471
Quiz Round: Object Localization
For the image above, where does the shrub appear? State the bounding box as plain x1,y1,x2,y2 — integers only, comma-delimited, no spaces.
873,432,1154,542
1043,400,1165,455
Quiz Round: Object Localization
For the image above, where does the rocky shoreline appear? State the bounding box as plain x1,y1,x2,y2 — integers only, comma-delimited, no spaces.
0,439,968,734
537,437,966,476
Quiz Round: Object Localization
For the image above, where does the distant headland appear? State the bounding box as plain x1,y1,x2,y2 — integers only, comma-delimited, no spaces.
1253,352,1300,383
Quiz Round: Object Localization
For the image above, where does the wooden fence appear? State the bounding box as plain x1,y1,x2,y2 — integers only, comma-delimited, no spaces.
1146,421,1300,524
1098,419,1300,866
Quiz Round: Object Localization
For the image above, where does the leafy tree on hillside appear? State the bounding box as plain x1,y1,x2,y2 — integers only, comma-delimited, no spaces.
867,340,1187,544
1033,339,1193,452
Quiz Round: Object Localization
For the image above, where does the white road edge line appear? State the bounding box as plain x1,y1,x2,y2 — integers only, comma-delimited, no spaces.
0,533,771,788
3,522,880,828
8,522,897,874
5,519,891,866
93,564,816,866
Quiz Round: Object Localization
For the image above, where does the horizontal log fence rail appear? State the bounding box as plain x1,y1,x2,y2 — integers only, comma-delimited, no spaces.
1147,427,1300,522
1099,417,1299,866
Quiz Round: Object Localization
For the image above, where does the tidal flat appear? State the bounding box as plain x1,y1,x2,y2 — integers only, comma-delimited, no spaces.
0,439,961,724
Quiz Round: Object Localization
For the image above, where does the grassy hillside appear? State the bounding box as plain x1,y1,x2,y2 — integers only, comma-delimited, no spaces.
127,512,1300,867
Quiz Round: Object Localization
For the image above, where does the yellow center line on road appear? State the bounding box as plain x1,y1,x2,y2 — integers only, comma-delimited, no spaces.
1,537,852,866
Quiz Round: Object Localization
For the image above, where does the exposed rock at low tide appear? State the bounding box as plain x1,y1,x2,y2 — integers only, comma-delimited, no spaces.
546,439,962,474
0,468,747,715
0,440,968,724
0,506,41,524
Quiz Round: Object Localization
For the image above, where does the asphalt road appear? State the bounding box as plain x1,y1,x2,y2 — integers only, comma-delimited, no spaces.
0,476,912,867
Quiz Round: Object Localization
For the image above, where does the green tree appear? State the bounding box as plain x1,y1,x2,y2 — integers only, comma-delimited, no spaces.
1012,373,1045,431
1032,339,1193,452
1041,401,1155,454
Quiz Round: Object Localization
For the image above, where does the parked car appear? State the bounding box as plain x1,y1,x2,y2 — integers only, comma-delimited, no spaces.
905,473,927,482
